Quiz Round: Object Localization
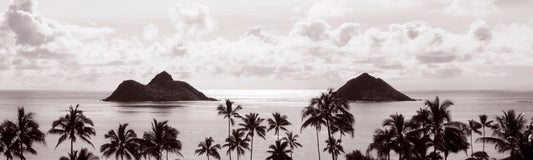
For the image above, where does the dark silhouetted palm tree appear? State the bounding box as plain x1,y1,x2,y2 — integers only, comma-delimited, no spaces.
478,114,493,152
217,99,242,160
308,89,352,160
367,129,393,160
267,112,291,141
442,121,469,160
143,119,182,160
383,113,411,160
49,105,96,157
301,105,325,160
265,140,291,160
0,122,17,160
331,112,354,140
477,110,527,159
324,138,343,160
195,137,221,160
239,112,266,160
425,96,453,155
100,123,138,160
281,131,302,159
467,119,482,155
59,148,99,160
345,150,373,160
1,107,45,160
223,130,250,160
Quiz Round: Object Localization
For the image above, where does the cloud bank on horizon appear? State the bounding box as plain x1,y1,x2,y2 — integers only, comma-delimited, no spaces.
0,0,532,90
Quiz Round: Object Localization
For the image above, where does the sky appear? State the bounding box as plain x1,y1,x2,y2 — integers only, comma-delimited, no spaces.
0,0,533,91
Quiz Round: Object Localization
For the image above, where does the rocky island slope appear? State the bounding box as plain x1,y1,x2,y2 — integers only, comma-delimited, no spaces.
335,73,414,101
103,71,216,102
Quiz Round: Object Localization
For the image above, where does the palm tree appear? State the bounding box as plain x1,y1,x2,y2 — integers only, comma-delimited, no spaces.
265,140,291,160
143,119,182,160
0,122,17,160
467,119,482,155
308,89,352,160
406,108,433,159
267,112,291,141
239,113,266,160
367,129,393,160
195,137,221,160
442,121,469,160
331,112,354,140
382,113,411,160
223,130,250,160
324,138,344,160
477,110,527,159
301,105,325,160
281,132,302,159
424,96,453,155
217,99,242,160
100,123,139,160
1,107,45,160
345,150,373,160
49,105,96,157
59,148,99,160
478,114,493,152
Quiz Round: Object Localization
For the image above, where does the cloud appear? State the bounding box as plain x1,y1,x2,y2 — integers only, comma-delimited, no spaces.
307,0,353,19
469,20,492,41
142,23,159,40
244,26,275,43
1,0,533,90
168,3,215,40
444,0,500,18
290,18,330,40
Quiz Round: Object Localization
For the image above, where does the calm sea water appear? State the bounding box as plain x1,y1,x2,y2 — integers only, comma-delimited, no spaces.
0,90,532,160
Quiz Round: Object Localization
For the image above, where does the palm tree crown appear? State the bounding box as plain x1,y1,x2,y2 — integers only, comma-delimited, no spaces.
48,105,96,156
281,131,302,159
1,107,46,160
324,137,344,160
100,123,138,160
59,148,99,160
142,119,182,160
265,140,291,160
267,112,291,141
239,112,266,160
223,129,250,160
195,137,221,160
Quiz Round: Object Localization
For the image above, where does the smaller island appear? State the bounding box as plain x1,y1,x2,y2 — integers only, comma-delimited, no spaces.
103,71,216,102
335,73,414,101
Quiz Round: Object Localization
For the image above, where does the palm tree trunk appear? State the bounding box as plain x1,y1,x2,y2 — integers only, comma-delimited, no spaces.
315,127,321,160
482,126,485,152
250,135,254,160
19,142,23,160
470,131,474,156
207,155,210,160
121,154,124,160
70,139,74,157
228,118,232,160
326,120,334,160
277,132,279,141
166,150,168,160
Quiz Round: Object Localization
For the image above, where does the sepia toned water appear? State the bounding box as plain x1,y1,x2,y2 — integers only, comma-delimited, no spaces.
0,90,532,160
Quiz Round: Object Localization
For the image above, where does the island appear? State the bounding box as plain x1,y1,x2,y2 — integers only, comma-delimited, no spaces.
103,71,216,102
335,73,414,101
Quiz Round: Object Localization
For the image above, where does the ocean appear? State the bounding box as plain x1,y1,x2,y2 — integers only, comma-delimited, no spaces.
0,90,532,160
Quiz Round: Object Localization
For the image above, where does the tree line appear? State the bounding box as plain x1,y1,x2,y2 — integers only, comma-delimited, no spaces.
0,89,532,160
